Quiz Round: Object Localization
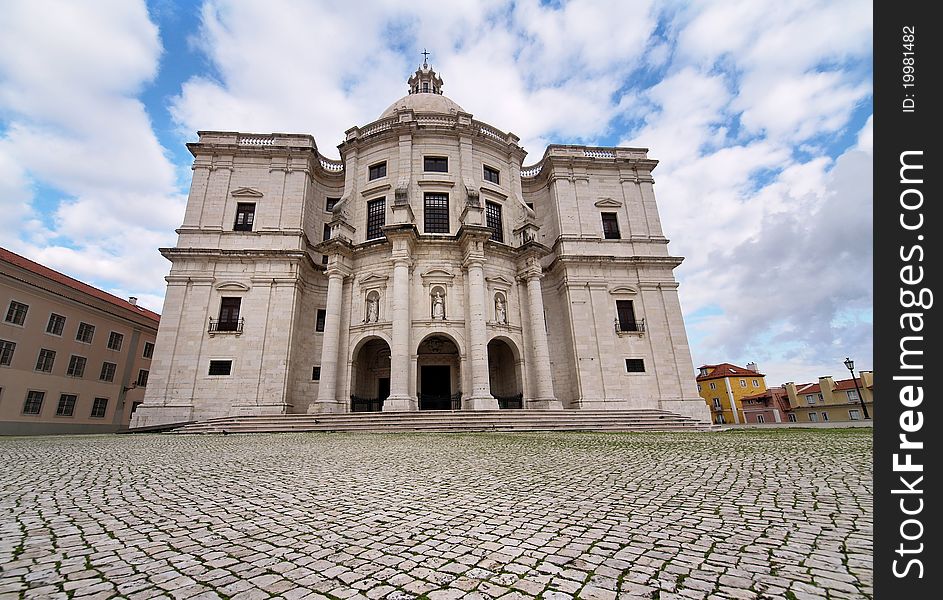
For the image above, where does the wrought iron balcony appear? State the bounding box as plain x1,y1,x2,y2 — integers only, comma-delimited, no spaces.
494,393,523,410
350,395,384,412
615,319,646,333
208,318,244,334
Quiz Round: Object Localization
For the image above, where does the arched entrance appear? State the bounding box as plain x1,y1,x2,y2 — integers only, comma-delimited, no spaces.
350,337,391,412
488,338,523,409
417,334,461,410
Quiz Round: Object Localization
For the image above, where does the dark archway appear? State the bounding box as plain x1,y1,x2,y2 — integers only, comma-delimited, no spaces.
488,337,523,409
417,334,461,410
350,337,391,412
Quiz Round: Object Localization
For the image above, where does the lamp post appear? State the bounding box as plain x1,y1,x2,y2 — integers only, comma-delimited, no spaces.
843,357,870,419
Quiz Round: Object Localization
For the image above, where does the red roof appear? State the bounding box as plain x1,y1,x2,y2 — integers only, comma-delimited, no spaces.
0,247,160,324
741,386,786,401
795,377,870,395
697,362,764,381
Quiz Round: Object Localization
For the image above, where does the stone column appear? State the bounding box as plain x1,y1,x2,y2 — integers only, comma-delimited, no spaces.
312,268,346,413
523,270,562,409
384,256,415,411
464,257,498,410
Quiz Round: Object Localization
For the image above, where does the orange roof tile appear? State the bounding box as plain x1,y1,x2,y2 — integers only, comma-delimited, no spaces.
0,246,160,324
696,362,764,381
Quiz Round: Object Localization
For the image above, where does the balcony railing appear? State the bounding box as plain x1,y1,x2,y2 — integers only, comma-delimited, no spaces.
494,393,523,410
208,318,244,334
615,319,646,333
419,392,462,411
351,396,384,412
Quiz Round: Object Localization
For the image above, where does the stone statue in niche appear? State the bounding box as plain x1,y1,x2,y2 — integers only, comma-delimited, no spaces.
432,291,445,320
366,294,379,323
495,295,507,324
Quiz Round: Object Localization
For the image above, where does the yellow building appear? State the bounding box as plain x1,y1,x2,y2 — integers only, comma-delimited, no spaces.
696,362,767,425
784,373,874,423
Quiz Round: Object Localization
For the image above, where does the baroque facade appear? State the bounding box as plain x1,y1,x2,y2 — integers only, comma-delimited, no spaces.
131,62,709,427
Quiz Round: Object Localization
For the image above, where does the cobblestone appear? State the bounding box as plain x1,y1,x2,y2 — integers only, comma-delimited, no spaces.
0,430,872,598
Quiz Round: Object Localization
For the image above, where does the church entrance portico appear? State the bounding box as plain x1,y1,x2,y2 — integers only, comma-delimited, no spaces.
350,337,391,412
416,334,462,410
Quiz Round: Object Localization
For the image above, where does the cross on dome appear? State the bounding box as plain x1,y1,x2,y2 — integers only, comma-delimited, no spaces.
408,50,443,95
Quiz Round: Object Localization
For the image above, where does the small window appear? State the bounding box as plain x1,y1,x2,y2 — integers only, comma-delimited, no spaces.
753,379,760,387
806,394,816,405
366,198,386,240
76,322,95,344
35,348,56,372
846,390,859,401
217,297,241,332
91,398,108,418
756,414,766,424
66,355,87,378
0,339,15,366
424,156,448,172
716,414,726,424
208,360,232,376
696,383,701,392
625,358,645,373
322,255,329,265
368,162,387,181
739,379,746,387
486,201,503,242
483,165,500,184
788,413,798,422
712,398,722,409
326,197,339,212
136,369,149,387
100,362,117,382
821,412,830,422
323,224,332,242
424,193,449,234
615,300,639,332
809,412,819,422
849,409,861,420
817,393,824,403
107,331,124,351
312,366,321,381
601,213,620,239
56,394,77,417
23,391,44,415
46,313,66,335
4,301,28,325
234,202,256,231
143,342,154,359
315,309,326,332
709,382,716,390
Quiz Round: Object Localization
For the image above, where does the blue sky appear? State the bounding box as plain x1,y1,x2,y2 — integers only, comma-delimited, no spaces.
0,0,873,385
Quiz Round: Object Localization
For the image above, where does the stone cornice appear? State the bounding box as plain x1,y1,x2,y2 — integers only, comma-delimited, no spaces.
546,254,684,272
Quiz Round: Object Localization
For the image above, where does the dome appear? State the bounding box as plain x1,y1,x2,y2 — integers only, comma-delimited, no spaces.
380,93,465,118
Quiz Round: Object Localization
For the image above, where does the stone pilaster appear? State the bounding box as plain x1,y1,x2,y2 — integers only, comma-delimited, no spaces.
460,227,498,410
384,225,418,411
521,267,562,409
312,268,348,413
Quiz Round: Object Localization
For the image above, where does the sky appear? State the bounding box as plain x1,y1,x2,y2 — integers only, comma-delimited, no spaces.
0,0,872,386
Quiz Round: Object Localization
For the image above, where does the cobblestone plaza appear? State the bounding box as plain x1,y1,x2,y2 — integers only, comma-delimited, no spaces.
0,430,872,600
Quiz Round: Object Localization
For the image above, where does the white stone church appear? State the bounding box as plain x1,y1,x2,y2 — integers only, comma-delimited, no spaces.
131,61,710,428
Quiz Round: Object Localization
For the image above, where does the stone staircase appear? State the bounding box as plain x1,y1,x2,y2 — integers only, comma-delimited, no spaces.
170,409,713,434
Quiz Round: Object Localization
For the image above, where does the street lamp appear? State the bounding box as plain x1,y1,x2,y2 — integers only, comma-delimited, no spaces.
843,357,870,419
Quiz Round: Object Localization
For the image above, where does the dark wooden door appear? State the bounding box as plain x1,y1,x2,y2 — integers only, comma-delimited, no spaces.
420,366,451,410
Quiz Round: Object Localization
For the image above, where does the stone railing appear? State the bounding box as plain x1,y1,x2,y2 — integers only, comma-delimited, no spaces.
319,157,344,172
583,149,615,158
359,117,397,138
238,135,276,146
416,113,457,126
477,122,507,142
520,164,543,178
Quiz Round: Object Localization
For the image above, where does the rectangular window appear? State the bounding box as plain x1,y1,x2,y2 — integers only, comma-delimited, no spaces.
315,309,326,332
66,355,87,378
76,322,95,344
696,383,701,392
809,412,819,422
312,366,321,381
846,390,859,401
35,348,56,372
322,254,329,265
143,342,154,359
424,156,448,172
849,409,861,420
217,297,241,331
91,398,108,418
136,369,149,387
712,398,722,409
601,213,621,239
483,165,500,184
788,413,798,422
208,360,232,376
234,202,256,231
424,193,449,234
368,161,387,180
0,339,15,366
5,300,28,325
756,414,765,424
107,331,124,351
806,394,816,405
366,198,386,240
46,313,66,335
326,197,339,212
323,223,332,242
625,358,645,373
486,201,503,242
739,379,746,387
615,300,639,332
821,412,830,422
709,382,716,390
23,391,44,415
753,379,760,387
100,361,117,382
56,394,77,416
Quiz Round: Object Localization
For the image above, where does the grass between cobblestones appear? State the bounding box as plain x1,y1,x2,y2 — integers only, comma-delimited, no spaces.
0,430,872,600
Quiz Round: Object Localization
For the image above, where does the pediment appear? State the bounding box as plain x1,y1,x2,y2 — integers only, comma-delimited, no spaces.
421,268,455,281
215,281,250,291
231,187,264,198
485,275,514,287
594,197,622,208
359,273,389,285
608,285,639,295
